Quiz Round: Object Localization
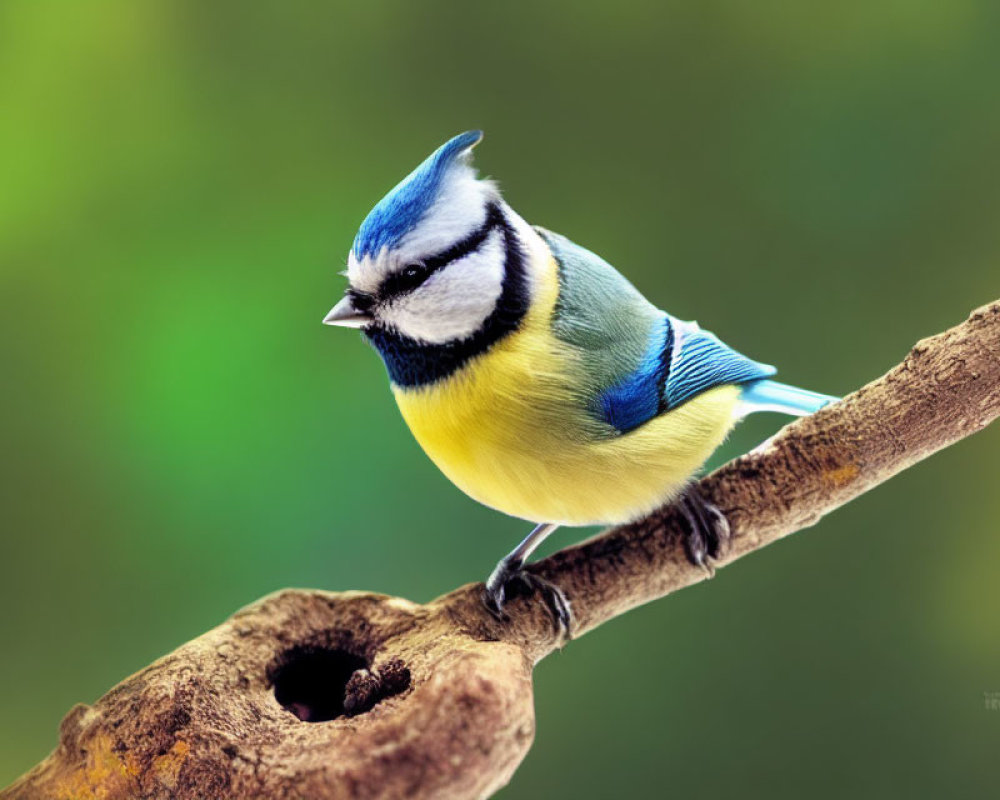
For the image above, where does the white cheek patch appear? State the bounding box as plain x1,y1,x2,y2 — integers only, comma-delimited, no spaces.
380,229,505,344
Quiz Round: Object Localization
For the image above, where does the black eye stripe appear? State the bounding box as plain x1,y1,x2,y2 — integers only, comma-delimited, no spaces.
378,203,503,301
380,264,430,297
421,203,502,271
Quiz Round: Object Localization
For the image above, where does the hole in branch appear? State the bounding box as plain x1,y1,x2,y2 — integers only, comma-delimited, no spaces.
269,646,411,722
271,647,367,722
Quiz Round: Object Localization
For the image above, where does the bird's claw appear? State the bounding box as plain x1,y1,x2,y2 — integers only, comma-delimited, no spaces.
678,486,730,577
483,557,573,639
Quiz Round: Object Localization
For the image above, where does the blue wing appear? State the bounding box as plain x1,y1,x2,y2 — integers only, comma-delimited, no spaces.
664,318,777,409
599,316,674,432
599,316,777,433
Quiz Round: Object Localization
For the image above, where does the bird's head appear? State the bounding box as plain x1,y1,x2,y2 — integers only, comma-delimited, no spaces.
324,131,529,348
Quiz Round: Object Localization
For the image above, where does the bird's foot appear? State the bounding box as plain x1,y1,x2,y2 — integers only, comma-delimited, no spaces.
483,556,573,639
678,485,730,577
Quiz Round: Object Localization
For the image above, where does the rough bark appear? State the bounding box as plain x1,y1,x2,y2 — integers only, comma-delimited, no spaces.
4,302,999,800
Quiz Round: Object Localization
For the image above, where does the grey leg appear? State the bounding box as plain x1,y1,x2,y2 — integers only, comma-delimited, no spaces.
483,523,572,636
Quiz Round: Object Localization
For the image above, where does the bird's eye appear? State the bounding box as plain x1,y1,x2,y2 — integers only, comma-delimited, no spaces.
381,262,432,299
401,264,425,281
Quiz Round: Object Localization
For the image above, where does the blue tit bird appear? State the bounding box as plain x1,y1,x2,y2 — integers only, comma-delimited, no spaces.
324,131,836,629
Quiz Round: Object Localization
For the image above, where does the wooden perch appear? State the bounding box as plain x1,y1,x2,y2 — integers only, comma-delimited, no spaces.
4,302,999,800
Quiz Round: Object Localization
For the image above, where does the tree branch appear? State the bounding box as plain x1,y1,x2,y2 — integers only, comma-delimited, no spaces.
4,302,998,800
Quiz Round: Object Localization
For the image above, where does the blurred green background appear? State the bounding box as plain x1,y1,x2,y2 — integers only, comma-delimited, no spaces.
2,1,999,796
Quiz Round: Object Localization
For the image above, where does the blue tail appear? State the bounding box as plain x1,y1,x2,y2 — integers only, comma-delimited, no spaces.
739,379,838,418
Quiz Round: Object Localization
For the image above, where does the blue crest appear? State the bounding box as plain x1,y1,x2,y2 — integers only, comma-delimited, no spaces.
352,130,484,259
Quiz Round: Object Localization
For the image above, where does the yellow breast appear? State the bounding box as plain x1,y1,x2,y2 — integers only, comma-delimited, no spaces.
393,251,741,525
